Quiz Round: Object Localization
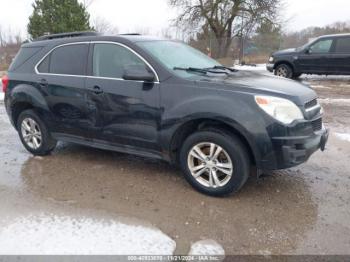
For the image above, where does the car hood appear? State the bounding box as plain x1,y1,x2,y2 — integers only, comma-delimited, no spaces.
196,71,316,105
273,48,298,56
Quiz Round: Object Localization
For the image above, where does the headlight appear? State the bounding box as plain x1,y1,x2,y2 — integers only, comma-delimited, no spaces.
255,96,304,124
268,56,274,62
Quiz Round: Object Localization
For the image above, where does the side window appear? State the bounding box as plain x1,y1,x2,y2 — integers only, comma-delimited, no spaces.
93,43,148,79
335,37,350,53
309,39,333,54
37,55,49,73
9,47,42,71
40,44,88,75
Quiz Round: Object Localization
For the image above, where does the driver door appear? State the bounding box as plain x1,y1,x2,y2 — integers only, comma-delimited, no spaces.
297,38,334,74
85,42,161,152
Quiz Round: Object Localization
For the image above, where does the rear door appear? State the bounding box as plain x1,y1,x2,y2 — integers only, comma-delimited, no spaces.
36,43,92,138
297,38,334,73
329,37,350,74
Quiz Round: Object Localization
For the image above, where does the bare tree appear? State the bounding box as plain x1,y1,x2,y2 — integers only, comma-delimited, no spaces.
93,17,119,34
169,0,283,58
160,27,174,39
0,26,4,47
82,0,95,8
131,26,151,35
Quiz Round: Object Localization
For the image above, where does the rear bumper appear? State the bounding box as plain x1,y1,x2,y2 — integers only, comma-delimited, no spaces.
260,127,329,170
266,63,274,72
4,94,14,127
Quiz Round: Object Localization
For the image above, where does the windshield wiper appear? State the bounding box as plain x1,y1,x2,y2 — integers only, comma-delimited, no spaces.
207,65,238,73
173,66,232,75
173,67,209,74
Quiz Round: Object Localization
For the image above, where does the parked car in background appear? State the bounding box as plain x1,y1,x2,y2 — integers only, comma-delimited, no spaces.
3,32,328,196
267,33,350,78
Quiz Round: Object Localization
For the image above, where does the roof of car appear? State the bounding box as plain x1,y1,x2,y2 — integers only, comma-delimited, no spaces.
22,33,167,48
318,33,350,39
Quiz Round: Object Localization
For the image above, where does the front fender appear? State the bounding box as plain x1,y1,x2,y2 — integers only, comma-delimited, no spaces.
160,94,274,165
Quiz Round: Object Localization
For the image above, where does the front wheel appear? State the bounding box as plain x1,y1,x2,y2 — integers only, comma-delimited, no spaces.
274,64,293,78
179,130,250,197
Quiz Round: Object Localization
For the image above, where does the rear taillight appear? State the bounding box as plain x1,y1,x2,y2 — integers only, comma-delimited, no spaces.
2,75,9,93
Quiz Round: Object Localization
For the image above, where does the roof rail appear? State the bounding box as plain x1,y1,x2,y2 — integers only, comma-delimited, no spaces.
119,33,142,36
34,31,99,41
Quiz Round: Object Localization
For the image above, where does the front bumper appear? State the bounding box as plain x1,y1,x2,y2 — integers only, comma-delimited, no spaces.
261,127,329,170
266,63,274,72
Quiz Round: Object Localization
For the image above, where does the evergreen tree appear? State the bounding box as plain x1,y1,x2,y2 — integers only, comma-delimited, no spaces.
28,0,93,39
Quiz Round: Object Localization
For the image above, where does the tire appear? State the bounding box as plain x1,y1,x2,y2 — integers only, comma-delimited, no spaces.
17,109,57,156
292,73,302,79
179,130,250,197
274,64,293,78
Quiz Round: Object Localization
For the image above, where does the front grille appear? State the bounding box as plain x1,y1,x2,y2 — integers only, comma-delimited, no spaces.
305,99,318,109
311,118,322,131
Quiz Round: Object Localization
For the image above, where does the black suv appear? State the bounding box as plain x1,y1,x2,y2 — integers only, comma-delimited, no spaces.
267,33,350,78
3,32,329,196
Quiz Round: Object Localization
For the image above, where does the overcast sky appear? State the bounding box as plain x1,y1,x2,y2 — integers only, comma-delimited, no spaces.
0,0,349,39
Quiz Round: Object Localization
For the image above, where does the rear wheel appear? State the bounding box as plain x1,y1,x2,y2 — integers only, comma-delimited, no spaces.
275,64,293,78
180,130,250,197
17,109,57,156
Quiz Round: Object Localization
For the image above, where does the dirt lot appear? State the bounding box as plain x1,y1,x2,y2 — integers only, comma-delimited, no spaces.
0,73,349,256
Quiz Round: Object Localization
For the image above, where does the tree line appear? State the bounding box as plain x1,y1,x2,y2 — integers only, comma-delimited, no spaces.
1,0,350,70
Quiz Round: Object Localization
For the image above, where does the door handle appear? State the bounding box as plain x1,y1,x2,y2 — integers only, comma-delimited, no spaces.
91,85,104,95
39,78,48,88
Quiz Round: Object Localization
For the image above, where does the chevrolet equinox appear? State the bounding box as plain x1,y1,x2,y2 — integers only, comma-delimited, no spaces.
3,32,329,196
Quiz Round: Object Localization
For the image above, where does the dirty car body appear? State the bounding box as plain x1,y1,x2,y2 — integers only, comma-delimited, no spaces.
3,32,329,196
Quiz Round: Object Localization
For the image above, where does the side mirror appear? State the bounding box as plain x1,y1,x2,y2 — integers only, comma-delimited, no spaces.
305,48,311,54
122,65,155,82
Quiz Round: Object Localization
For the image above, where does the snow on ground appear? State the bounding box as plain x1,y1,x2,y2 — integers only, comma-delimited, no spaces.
319,98,350,105
0,214,176,255
301,75,350,81
310,85,332,89
334,133,350,143
0,80,3,101
188,239,225,256
233,64,267,71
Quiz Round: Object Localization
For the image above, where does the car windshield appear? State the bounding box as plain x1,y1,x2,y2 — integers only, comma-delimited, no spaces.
137,40,221,77
296,44,305,51
296,39,316,51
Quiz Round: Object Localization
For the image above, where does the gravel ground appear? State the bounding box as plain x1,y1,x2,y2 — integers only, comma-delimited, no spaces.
0,72,349,256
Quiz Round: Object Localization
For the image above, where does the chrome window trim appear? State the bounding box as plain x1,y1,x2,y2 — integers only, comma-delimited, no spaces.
34,41,160,83
34,42,89,75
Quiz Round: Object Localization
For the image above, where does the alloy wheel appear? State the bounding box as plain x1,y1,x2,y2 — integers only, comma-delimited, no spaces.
187,142,233,188
21,118,42,150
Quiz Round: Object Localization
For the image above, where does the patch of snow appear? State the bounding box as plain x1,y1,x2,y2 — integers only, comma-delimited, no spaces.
310,85,331,89
234,64,267,71
0,214,176,255
334,133,350,142
258,250,272,256
0,92,4,102
189,239,225,256
319,98,350,105
301,75,350,81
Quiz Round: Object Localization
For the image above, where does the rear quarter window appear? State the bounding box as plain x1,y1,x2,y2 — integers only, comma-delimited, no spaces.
8,46,42,71
335,38,350,53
